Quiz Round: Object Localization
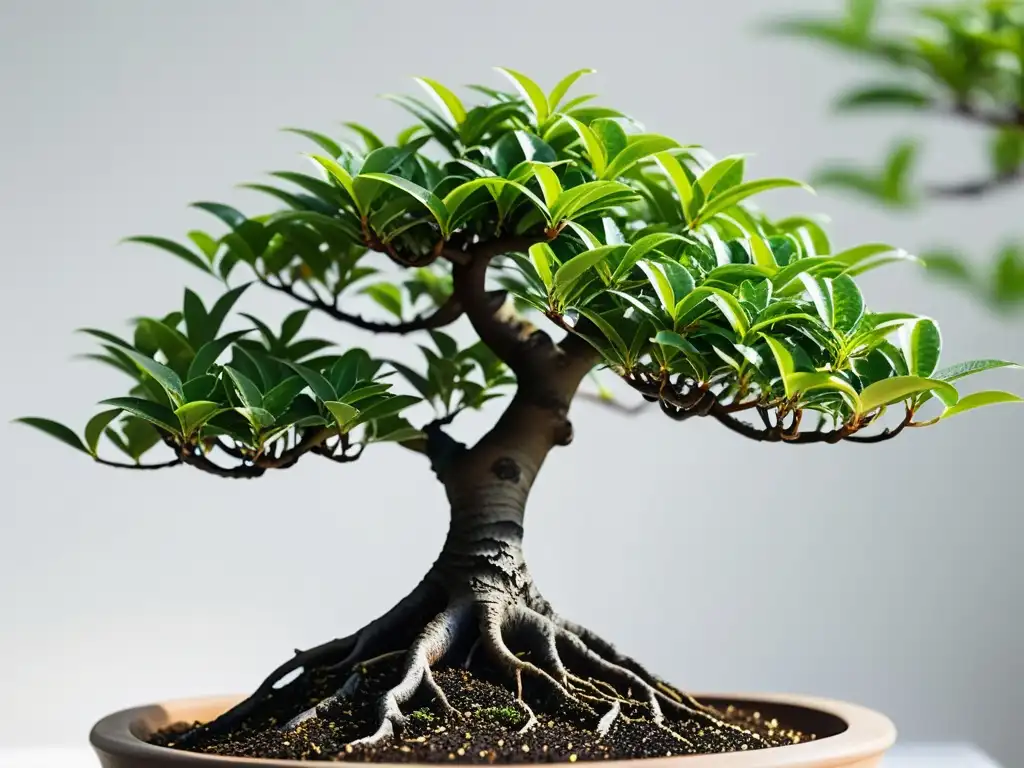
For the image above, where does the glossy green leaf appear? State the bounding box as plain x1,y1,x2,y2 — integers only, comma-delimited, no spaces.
559,115,607,177
859,376,958,415
906,318,942,377
343,122,385,152
356,172,448,228
787,372,861,409
187,330,251,380
705,288,750,336
553,245,624,300
941,391,1024,419
174,401,225,437
414,77,467,125
601,135,681,180
831,275,865,333
653,151,696,223
349,394,421,428
577,309,628,359
495,67,549,124
325,401,360,432
100,397,181,435
224,366,264,409
308,155,359,208
529,243,556,293
933,359,1021,383
14,418,88,454
263,376,309,416
695,178,813,224
285,361,337,403
121,349,185,405
548,68,595,113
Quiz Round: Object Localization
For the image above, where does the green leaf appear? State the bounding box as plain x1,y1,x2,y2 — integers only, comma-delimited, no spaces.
188,230,220,262
882,139,918,202
14,417,88,454
529,163,563,208
100,397,181,435
356,172,448,228
761,335,795,394
309,155,359,209
529,243,556,293
235,407,276,431
187,330,251,381
613,233,691,283
122,236,211,274
705,288,750,336
697,155,747,199
281,127,342,157
592,118,628,162
285,361,337,403
224,366,264,409
550,180,634,223
553,245,624,301
263,376,309,416
991,129,1024,177
933,359,1021,383
363,283,404,319
831,275,865,333
174,401,225,437
906,318,942,377
349,394,421,428
695,178,813,224
548,68,595,113
84,409,122,455
576,309,629,360
325,401,360,432
558,115,607,177
941,391,1024,419
343,122,385,152
207,283,251,339
798,274,834,328
414,77,467,125
847,0,877,34
859,376,958,415
495,67,549,124
121,348,185,405
602,134,682,181
835,83,934,111
638,261,676,316
653,151,695,223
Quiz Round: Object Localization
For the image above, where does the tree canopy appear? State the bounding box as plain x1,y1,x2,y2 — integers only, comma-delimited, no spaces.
17,67,1023,475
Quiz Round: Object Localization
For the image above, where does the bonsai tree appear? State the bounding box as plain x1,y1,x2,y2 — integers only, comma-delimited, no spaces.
16,68,1023,758
770,0,1024,310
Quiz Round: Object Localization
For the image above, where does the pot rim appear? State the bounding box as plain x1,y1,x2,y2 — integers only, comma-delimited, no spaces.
90,692,896,767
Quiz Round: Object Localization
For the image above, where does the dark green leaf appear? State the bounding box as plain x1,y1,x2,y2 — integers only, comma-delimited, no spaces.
100,397,181,434
14,417,88,454
122,236,211,274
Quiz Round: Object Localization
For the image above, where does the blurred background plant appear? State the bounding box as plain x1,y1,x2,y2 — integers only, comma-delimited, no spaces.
769,0,1024,312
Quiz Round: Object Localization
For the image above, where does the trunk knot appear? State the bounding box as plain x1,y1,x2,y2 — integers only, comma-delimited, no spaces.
554,419,574,446
491,457,521,483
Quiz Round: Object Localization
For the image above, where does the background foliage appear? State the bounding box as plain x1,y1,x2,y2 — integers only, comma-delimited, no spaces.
771,0,1024,311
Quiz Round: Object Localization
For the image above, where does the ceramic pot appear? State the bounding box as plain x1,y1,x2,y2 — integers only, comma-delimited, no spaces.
90,693,895,767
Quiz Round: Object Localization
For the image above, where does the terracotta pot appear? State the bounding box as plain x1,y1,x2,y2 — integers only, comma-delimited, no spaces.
90,693,895,768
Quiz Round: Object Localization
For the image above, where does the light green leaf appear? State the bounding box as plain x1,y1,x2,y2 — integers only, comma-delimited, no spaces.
787,372,862,410
362,283,404,319
550,180,633,223
654,151,695,224
548,68,595,113
747,236,777,269
529,163,563,208
495,67,549,124
529,243,556,293
941,391,1023,419
638,261,676,315
308,154,359,209
695,178,813,224
553,245,624,300
696,155,746,198
174,401,226,437
325,401,360,432
798,273,834,328
859,376,958,415
414,77,467,125
705,288,750,336
613,233,691,284
761,335,795,395
14,417,89,454
601,135,681,181
559,115,607,177
356,172,448,229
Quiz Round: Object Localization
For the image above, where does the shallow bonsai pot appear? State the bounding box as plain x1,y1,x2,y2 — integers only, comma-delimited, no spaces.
90,693,895,767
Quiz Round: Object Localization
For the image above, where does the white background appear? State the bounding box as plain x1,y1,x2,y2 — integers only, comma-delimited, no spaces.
1,0,1021,764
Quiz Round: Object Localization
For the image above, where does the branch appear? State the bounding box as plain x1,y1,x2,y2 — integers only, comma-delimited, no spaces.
576,391,650,416
926,168,1023,199
450,236,549,374
94,457,182,470
259,275,463,335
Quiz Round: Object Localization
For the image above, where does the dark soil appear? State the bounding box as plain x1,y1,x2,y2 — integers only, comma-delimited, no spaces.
153,656,814,762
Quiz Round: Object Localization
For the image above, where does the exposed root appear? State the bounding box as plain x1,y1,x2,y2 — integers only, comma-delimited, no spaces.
282,605,467,749
596,701,621,736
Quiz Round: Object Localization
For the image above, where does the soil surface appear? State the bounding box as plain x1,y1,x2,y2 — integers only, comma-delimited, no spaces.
154,656,814,762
